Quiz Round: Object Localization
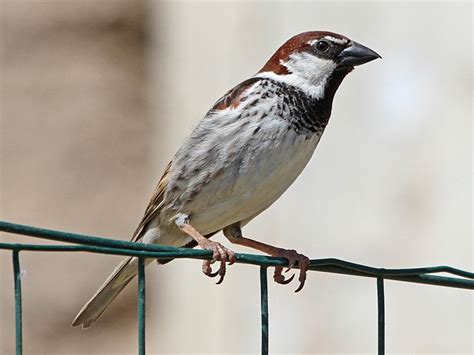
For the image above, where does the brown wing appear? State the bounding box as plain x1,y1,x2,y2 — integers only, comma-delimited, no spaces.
134,78,261,243
131,161,172,241
210,77,262,112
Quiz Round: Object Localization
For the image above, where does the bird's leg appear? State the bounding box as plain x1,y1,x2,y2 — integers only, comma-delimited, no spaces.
223,224,310,292
175,214,235,284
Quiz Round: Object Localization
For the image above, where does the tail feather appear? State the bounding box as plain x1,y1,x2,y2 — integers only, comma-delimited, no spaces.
72,256,145,329
72,229,213,328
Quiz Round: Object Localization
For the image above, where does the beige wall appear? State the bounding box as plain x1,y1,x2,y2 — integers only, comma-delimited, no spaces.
1,1,152,354
1,1,472,354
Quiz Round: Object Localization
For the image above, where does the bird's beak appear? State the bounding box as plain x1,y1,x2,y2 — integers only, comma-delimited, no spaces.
337,41,381,66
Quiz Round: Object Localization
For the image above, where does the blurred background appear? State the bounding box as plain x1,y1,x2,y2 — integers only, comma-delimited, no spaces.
1,1,472,354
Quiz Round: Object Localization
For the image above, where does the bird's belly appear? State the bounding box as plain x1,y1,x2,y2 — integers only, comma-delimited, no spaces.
187,130,321,234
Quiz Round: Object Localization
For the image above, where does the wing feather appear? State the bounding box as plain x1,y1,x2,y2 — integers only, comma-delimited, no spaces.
132,77,263,241
210,77,262,112
131,161,172,241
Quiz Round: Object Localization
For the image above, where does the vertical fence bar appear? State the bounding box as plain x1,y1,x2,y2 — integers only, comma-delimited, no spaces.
260,266,269,355
12,251,23,355
138,257,146,355
377,276,385,355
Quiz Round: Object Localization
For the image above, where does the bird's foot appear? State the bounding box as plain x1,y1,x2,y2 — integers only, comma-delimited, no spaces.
176,220,235,285
272,249,310,292
200,240,235,285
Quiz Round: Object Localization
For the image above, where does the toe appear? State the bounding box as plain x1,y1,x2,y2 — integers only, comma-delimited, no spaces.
202,259,220,278
202,260,213,276
216,245,227,262
271,250,311,290
200,241,234,284
213,248,222,261
227,250,236,265
280,273,295,284
273,266,295,285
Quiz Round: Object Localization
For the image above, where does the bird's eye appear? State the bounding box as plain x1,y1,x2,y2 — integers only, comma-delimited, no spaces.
316,40,329,52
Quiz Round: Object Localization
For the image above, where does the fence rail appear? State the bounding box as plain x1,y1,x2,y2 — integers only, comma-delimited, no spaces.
1,220,473,355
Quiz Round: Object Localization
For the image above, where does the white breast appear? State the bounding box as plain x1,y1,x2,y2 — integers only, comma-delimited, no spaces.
186,119,322,235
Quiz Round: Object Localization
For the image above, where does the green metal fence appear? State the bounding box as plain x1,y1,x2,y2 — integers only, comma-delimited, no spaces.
1,220,473,355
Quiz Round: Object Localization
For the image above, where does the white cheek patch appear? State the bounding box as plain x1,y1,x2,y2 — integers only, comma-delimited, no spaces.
284,52,336,81
278,52,337,99
256,51,337,99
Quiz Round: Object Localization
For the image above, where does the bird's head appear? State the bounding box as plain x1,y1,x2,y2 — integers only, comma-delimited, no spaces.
258,31,381,99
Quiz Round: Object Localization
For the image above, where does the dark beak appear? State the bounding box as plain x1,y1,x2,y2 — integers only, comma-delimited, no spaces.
337,41,381,66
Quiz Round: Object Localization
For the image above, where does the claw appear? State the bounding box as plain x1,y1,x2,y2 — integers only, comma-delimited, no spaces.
273,266,295,285
202,260,218,278
295,277,306,293
280,273,295,284
215,260,226,285
202,260,225,282
199,241,234,285
209,269,219,278
271,249,310,291
179,223,234,285
216,275,224,285
294,259,310,292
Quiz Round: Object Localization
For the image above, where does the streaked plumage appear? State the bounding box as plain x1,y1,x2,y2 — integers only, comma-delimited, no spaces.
73,31,380,328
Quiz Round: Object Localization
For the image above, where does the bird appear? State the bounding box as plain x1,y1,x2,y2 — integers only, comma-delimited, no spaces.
72,31,380,328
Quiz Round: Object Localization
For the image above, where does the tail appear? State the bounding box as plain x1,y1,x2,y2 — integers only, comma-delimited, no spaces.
72,256,147,328
72,229,211,328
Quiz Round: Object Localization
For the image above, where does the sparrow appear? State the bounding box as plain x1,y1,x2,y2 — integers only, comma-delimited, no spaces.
73,31,380,328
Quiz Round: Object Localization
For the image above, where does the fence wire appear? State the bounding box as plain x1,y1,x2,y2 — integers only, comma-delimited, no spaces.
1,220,473,355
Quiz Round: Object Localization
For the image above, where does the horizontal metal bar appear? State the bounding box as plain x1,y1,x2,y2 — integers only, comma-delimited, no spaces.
0,221,181,252
309,258,474,279
1,221,473,290
1,242,473,290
